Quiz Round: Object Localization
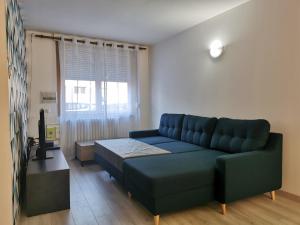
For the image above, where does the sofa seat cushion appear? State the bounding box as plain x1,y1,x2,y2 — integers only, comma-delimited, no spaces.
135,136,176,145
154,141,204,153
210,118,270,153
159,113,185,140
123,150,227,198
181,115,217,148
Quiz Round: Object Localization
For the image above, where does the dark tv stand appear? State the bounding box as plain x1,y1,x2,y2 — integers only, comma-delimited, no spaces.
26,149,70,216
32,145,61,161
32,151,54,161
46,145,61,151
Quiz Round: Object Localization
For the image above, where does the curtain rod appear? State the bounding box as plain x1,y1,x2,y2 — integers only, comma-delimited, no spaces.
34,34,147,50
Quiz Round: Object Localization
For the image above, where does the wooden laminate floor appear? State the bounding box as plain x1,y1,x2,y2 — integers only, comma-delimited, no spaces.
19,160,300,225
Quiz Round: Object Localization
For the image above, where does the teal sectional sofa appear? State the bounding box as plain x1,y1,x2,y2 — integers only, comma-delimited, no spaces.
123,114,282,225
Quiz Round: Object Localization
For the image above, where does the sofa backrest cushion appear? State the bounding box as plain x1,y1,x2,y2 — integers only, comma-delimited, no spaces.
210,118,270,153
181,115,217,148
159,113,185,140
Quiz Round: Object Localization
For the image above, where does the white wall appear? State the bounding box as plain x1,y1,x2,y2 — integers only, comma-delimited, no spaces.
138,49,151,129
27,33,59,138
150,0,300,196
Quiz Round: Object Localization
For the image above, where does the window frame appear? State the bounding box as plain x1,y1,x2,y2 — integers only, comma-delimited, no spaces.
63,79,131,119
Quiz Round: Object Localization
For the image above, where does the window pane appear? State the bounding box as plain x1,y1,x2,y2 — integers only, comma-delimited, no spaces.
101,81,129,114
65,80,96,112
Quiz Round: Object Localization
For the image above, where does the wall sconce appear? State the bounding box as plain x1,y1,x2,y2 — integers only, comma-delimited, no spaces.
209,40,224,58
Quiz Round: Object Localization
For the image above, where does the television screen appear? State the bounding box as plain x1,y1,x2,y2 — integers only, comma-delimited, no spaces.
36,109,46,159
39,109,46,148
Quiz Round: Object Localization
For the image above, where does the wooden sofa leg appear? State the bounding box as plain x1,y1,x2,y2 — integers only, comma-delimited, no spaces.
127,192,132,199
154,215,160,225
270,191,276,200
221,203,226,215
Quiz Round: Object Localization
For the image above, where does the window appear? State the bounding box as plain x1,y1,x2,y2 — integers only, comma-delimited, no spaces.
65,80,96,112
74,86,86,94
64,80,129,115
60,42,138,121
101,82,129,114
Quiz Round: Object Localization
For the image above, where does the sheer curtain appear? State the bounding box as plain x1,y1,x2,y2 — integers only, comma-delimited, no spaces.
59,39,140,158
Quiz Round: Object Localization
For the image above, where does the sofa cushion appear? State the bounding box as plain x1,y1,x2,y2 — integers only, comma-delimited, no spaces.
210,118,270,153
123,150,227,198
181,115,217,148
158,113,185,140
135,136,176,145
154,141,204,153
129,129,159,138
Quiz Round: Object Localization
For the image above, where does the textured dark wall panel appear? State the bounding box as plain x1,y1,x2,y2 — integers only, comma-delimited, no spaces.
6,0,28,224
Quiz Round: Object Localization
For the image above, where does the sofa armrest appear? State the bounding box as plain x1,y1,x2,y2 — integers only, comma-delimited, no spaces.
215,133,282,203
129,129,159,138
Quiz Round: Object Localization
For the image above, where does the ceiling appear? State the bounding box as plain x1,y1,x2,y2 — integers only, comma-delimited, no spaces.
18,0,249,45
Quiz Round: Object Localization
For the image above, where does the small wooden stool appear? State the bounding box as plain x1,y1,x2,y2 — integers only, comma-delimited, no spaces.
75,141,95,166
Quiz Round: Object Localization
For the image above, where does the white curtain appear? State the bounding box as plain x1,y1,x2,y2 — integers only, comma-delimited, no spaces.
59,39,140,158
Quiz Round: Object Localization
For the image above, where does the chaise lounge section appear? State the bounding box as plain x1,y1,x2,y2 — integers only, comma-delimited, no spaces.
123,114,282,225
94,114,218,183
